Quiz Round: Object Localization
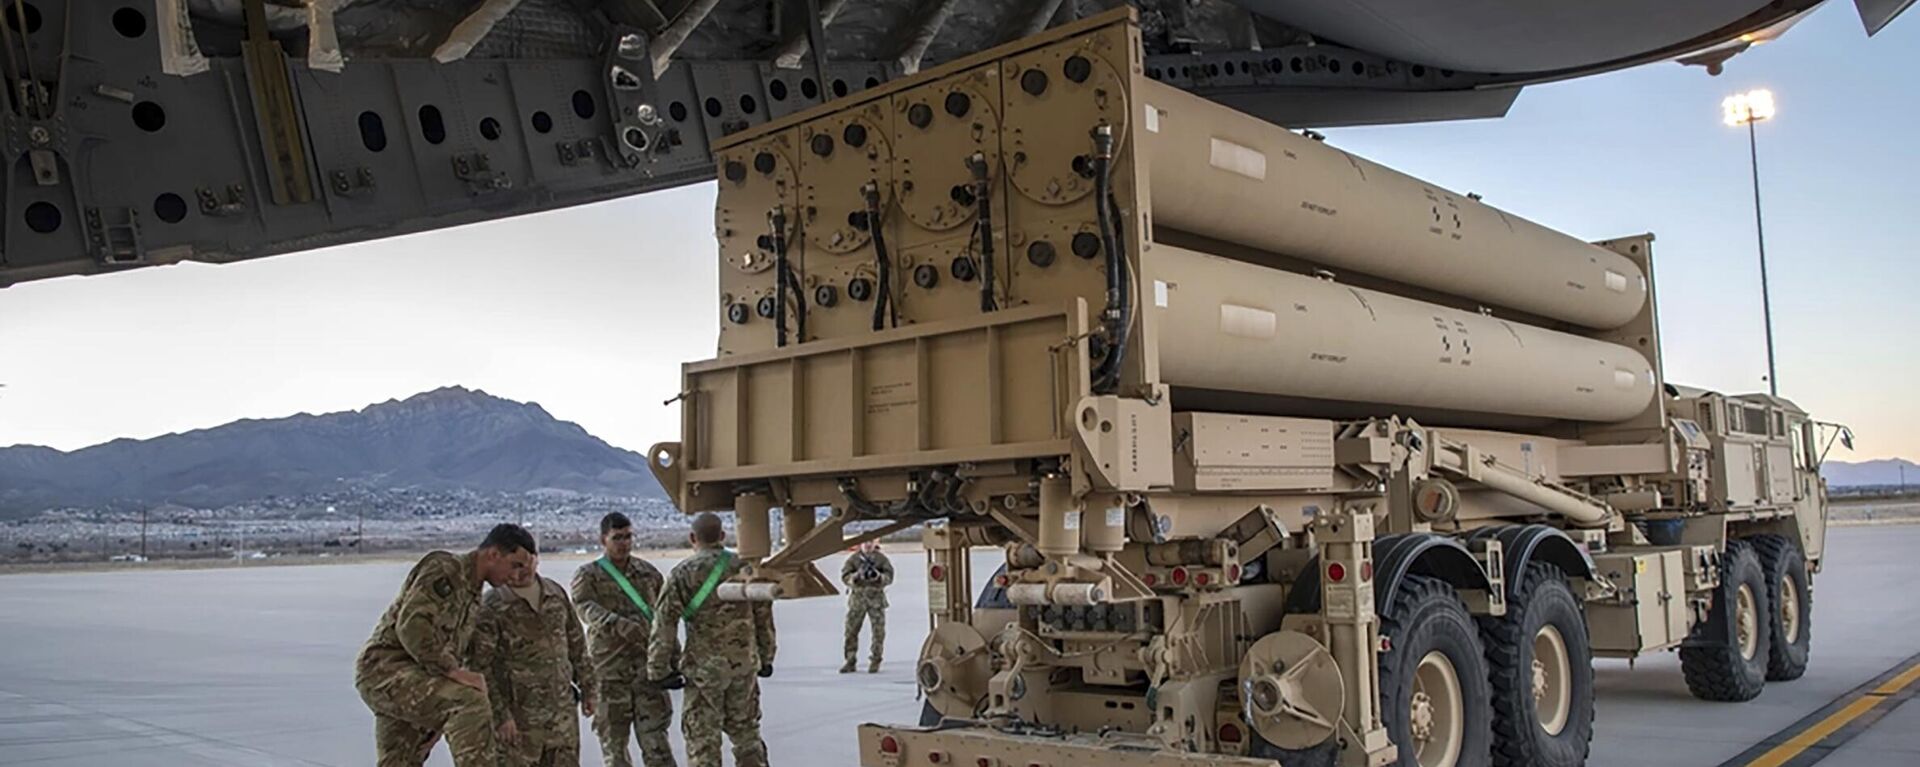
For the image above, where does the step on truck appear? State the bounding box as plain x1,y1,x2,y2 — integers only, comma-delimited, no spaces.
645,9,1844,767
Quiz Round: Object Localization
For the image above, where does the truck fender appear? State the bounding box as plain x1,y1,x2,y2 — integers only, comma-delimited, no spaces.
1282,533,1493,616
1464,524,1598,596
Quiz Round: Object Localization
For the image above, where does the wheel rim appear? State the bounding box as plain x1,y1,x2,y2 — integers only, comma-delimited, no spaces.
1532,624,1573,737
1736,583,1759,661
1410,650,1465,767
1781,574,1801,645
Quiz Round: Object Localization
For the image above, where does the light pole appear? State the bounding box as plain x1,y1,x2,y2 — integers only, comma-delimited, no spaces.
1723,89,1779,396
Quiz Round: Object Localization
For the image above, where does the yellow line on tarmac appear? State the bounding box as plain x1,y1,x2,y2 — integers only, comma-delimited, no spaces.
1872,662,1920,695
1744,661,1920,767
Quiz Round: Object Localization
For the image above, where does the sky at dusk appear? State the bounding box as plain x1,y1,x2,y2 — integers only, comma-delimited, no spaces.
1,3,1915,461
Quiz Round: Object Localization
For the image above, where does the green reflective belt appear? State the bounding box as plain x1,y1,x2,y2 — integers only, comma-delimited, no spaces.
597,557,654,621
684,550,734,618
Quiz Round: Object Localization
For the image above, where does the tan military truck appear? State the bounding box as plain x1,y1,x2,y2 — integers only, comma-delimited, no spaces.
646,9,1841,767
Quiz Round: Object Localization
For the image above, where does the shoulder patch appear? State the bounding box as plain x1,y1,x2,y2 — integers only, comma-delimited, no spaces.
433,578,453,598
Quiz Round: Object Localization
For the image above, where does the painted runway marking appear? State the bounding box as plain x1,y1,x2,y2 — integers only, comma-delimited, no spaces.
1719,650,1920,767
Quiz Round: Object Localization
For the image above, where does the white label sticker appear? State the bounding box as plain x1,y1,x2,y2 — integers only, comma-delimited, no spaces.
1209,137,1267,180
1614,368,1638,389
1106,507,1126,528
1154,280,1169,308
1604,269,1629,293
1144,104,1160,133
1220,304,1277,339
1063,511,1081,531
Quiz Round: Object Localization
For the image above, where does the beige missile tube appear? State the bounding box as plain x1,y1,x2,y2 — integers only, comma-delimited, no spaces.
734,492,773,559
1146,244,1656,422
1136,79,1647,330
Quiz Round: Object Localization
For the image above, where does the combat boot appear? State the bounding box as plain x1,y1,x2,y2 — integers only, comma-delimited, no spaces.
840,658,857,674
868,658,882,674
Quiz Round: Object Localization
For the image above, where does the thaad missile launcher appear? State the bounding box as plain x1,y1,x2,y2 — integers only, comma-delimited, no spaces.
647,9,1838,767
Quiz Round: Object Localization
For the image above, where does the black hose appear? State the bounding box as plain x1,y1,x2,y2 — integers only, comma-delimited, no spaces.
783,260,807,342
770,206,790,348
1099,194,1134,390
1089,124,1130,393
968,153,998,313
863,183,897,331
841,478,944,522
942,473,968,514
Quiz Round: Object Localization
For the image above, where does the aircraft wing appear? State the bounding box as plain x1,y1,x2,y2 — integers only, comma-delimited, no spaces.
1856,0,1919,34
0,0,1893,288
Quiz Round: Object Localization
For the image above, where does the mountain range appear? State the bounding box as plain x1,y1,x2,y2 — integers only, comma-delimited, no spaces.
1820,458,1920,489
0,387,663,517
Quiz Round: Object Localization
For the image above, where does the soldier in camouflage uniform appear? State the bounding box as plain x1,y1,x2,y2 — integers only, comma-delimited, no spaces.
473,554,594,767
648,513,776,767
355,524,536,767
840,541,894,674
572,512,677,767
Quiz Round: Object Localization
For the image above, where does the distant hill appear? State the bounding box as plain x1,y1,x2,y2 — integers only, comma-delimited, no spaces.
1821,458,1919,488
0,387,663,517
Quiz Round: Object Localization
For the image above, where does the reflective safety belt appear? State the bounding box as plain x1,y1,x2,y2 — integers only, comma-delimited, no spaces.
597,557,654,621
684,550,734,618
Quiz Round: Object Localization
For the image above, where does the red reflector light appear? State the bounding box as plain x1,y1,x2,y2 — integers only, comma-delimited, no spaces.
1361,561,1374,582
929,565,946,582
1327,562,1347,583
1171,567,1189,586
977,760,992,767
1143,572,1158,587
1195,571,1212,587
881,735,900,755
929,752,944,763
1218,722,1244,744
1228,564,1241,583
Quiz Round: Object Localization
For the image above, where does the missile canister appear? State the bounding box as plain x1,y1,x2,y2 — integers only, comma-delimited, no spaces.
1136,79,1648,330
1145,244,1656,422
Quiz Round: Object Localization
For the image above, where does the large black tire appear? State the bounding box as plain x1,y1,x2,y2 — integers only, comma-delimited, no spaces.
1680,540,1771,702
1380,574,1494,767
1478,563,1595,767
1748,535,1812,681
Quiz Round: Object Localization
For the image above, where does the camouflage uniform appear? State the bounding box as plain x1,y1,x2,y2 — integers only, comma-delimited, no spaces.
354,551,499,767
573,556,677,767
647,546,776,767
472,576,593,767
841,550,894,671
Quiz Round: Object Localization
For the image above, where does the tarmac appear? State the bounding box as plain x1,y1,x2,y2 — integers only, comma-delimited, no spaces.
1,526,1917,766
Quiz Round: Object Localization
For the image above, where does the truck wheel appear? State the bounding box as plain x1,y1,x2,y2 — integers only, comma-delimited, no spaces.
1479,563,1594,767
1381,574,1494,767
1747,535,1812,681
1679,540,1771,702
